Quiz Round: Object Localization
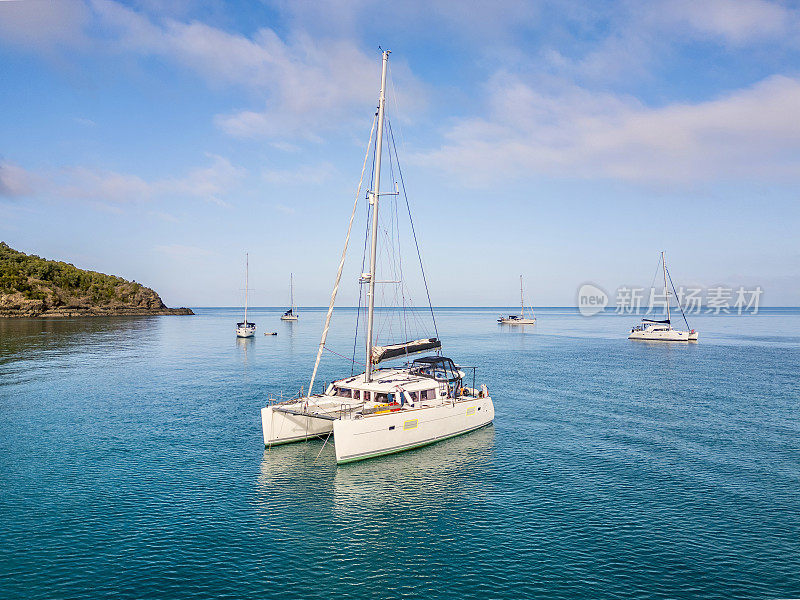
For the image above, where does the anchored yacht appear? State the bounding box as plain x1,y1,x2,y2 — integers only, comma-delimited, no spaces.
280,273,299,321
629,251,698,342
498,275,536,325
236,253,256,338
260,50,494,463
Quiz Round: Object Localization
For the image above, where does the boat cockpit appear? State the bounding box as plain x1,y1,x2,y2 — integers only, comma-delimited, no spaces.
409,356,462,382
631,319,671,333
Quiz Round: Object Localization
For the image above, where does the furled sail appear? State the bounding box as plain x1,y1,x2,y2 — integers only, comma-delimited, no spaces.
371,338,441,364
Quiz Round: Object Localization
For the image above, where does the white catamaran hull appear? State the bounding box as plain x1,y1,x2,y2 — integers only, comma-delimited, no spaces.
236,327,256,338
333,397,494,464
261,403,335,446
280,315,298,321
628,329,698,341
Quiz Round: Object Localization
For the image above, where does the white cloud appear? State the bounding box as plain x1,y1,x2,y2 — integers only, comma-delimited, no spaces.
88,0,425,139
262,162,337,185
0,1,426,140
653,0,797,44
273,203,296,215
0,161,36,197
419,73,800,185
162,154,245,205
148,210,179,223
59,167,152,202
0,155,245,207
0,1,90,50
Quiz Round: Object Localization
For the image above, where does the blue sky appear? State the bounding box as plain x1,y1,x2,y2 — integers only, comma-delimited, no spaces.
1,0,799,307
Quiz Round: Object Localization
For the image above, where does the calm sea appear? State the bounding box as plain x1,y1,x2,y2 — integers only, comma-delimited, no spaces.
1,307,799,599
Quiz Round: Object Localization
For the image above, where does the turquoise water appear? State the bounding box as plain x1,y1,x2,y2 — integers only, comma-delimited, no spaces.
1,307,799,599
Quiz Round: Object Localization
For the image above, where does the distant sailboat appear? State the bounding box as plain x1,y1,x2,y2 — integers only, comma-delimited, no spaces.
280,273,299,321
628,251,698,342
498,275,536,325
236,253,256,338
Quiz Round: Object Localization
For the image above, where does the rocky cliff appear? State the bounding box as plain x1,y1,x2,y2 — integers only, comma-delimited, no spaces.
0,242,193,318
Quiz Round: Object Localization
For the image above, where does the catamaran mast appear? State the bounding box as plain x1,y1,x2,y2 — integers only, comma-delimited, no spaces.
662,250,670,323
290,273,294,314
365,49,390,383
520,275,524,318
244,252,249,325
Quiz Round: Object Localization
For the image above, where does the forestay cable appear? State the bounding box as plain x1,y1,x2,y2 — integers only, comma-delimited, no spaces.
307,113,378,397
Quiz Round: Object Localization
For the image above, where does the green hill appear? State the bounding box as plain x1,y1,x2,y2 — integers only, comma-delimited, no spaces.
0,242,193,317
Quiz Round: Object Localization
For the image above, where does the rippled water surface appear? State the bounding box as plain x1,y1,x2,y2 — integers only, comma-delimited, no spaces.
1,308,799,599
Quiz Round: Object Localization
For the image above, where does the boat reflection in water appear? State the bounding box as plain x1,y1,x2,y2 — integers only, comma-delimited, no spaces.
331,424,496,513
254,423,495,516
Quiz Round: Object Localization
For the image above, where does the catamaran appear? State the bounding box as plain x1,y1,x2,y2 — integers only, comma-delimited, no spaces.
260,50,494,464
280,273,299,321
236,253,256,338
498,275,536,324
629,251,698,342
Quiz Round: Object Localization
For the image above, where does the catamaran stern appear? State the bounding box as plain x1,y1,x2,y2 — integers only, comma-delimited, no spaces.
261,405,333,447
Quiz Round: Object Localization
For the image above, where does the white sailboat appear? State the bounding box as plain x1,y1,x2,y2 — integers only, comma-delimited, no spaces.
260,50,494,464
236,253,256,338
498,275,536,324
629,251,698,342
280,273,299,321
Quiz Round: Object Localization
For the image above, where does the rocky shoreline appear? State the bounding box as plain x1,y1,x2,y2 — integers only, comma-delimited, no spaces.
0,306,194,318
1,242,195,319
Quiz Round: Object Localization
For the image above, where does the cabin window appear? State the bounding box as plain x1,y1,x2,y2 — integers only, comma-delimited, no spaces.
375,393,389,403
334,387,353,398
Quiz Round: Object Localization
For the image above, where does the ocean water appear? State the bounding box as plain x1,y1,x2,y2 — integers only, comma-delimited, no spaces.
1,307,799,599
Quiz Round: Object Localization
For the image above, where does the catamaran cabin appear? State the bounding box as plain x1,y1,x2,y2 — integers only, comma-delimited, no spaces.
324,356,479,406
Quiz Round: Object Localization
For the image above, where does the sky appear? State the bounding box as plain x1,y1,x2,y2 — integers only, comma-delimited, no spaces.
1,0,799,308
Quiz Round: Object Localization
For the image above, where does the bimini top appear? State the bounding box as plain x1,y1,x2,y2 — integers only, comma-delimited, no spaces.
410,355,461,382
412,356,452,365
642,318,670,324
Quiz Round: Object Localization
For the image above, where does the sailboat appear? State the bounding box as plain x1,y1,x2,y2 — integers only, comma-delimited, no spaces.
628,251,698,342
236,253,256,338
260,50,494,464
498,275,536,324
280,273,299,321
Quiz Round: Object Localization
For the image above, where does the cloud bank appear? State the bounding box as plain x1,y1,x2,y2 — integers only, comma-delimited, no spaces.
419,73,800,185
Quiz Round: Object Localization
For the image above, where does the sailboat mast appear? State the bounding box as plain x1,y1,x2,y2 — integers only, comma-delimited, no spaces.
365,49,390,384
662,250,670,323
244,252,249,324
290,273,294,312
520,275,524,318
